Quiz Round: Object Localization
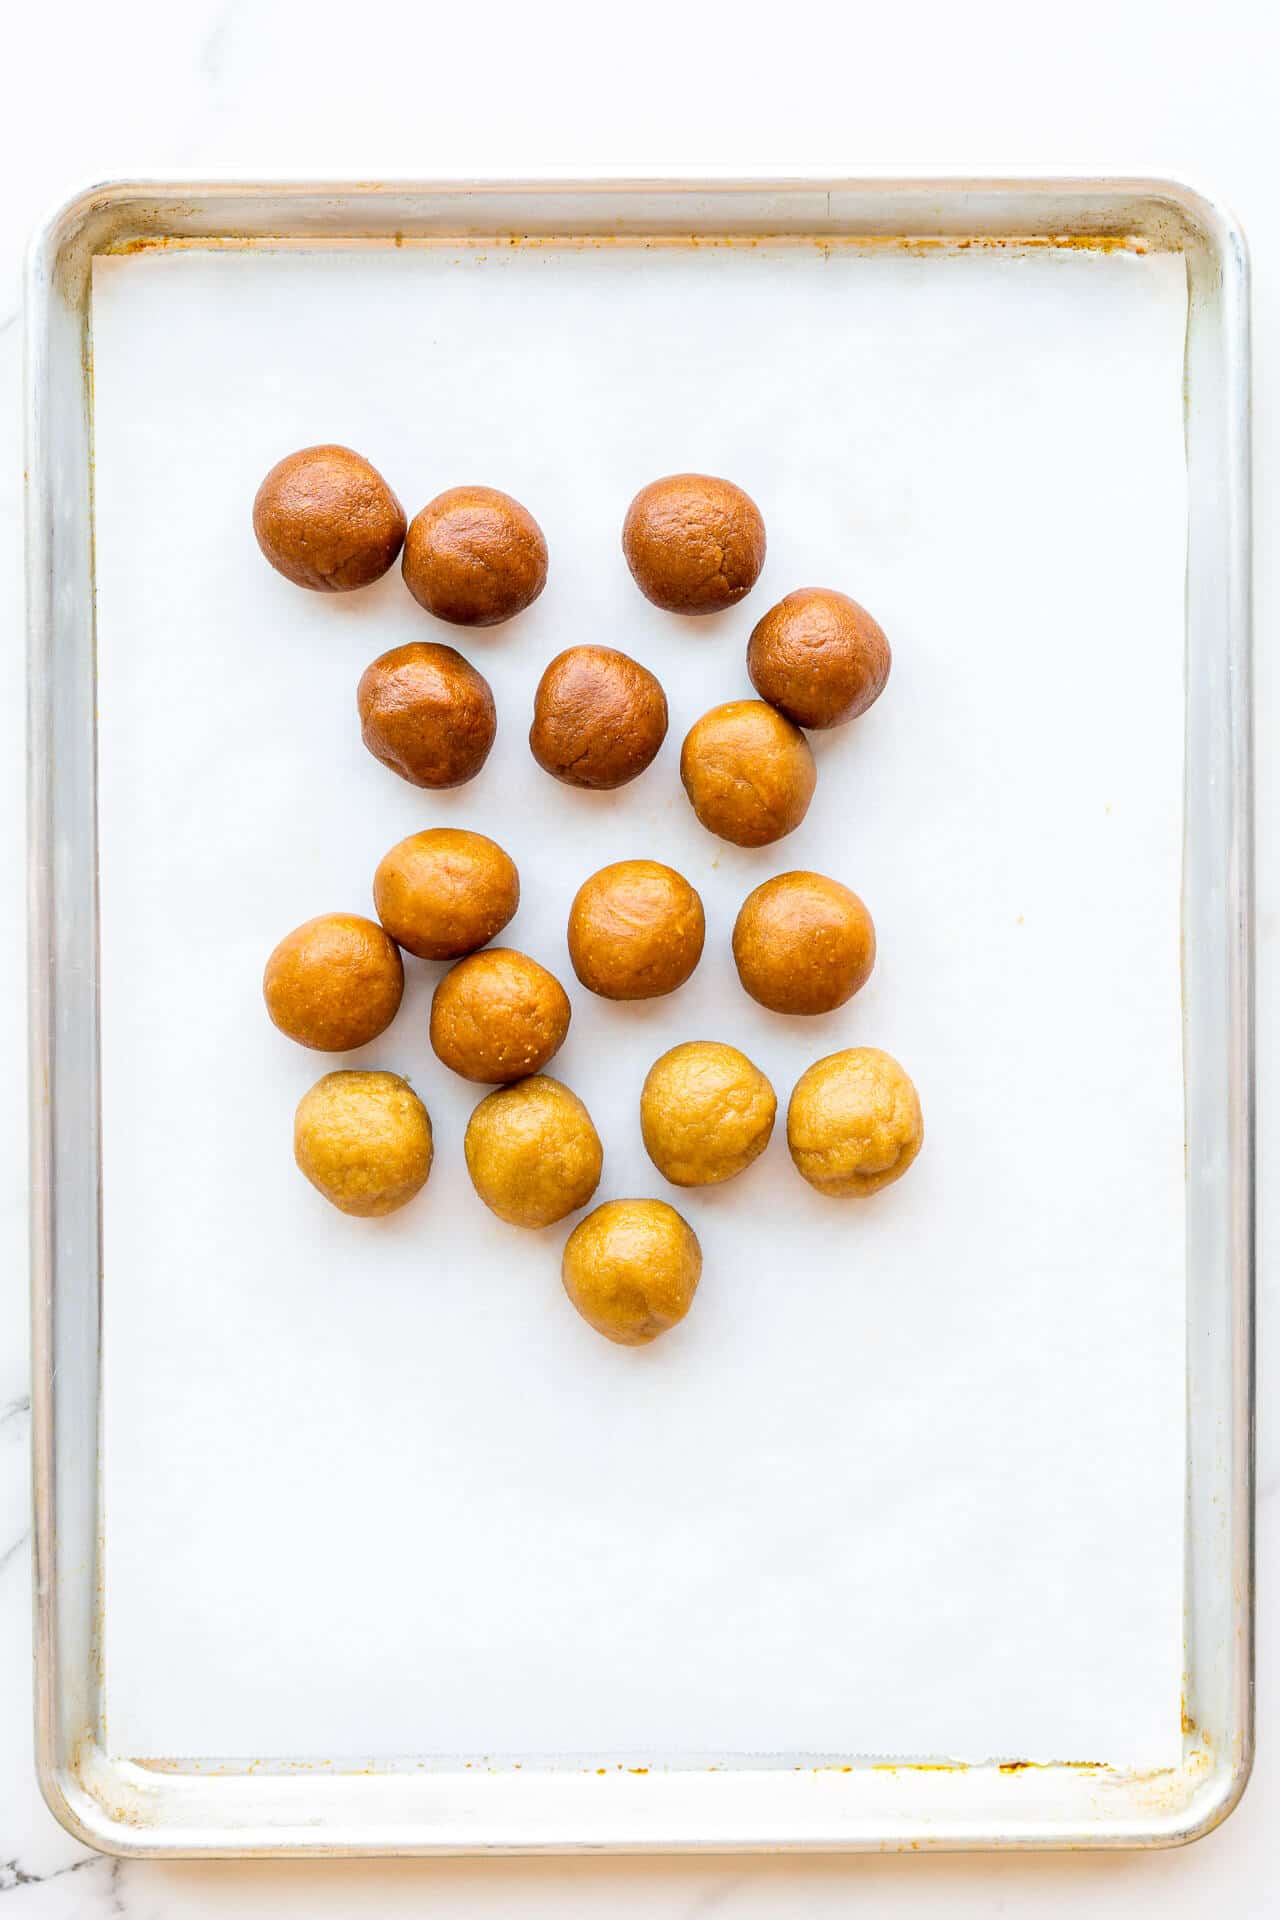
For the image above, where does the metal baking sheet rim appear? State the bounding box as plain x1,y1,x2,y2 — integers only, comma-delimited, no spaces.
24,176,1254,1857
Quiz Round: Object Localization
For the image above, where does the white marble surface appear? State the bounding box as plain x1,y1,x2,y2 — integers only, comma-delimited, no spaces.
2,2,1276,1912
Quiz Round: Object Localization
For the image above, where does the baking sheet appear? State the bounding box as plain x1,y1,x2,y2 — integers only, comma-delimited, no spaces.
92,239,1188,1769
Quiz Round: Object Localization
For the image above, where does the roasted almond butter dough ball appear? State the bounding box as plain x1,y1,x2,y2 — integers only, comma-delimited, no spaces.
252,445,405,592
748,587,892,730
358,641,496,789
567,860,705,1001
465,1075,603,1227
622,473,766,614
733,871,875,1015
529,645,668,790
402,485,548,626
264,913,404,1051
374,828,519,961
430,947,571,1083
787,1048,923,1197
562,1199,702,1346
680,699,816,847
294,1069,433,1216
641,1041,776,1187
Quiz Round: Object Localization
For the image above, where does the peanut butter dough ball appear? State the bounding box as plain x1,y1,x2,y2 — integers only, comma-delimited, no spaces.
465,1075,603,1227
253,445,405,592
641,1041,776,1187
787,1048,923,1197
567,860,705,1001
680,700,816,847
294,1070,433,1216
622,473,766,614
430,947,571,1083
732,871,875,1015
402,485,547,626
264,913,404,1051
358,641,496,789
748,588,892,729
530,645,668,789
374,828,519,961
561,1199,702,1346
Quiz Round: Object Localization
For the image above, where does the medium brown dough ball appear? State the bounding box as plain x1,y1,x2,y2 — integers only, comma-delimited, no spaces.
252,445,405,592
680,700,816,847
641,1042,776,1187
373,828,519,961
567,860,705,1001
529,646,668,790
465,1076,603,1227
358,641,496,788
430,947,571,1083
561,1199,702,1346
294,1070,433,1216
748,588,892,729
732,871,875,1015
622,473,766,614
264,913,404,1051
402,486,548,626
787,1048,923,1197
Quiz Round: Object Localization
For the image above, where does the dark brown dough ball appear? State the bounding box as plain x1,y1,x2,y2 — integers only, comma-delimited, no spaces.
252,445,405,592
567,860,705,1001
622,472,766,614
732,871,876,1015
402,486,548,626
264,913,404,1051
373,828,519,961
748,588,892,729
430,947,571,1083
357,641,496,789
680,700,816,847
529,646,668,790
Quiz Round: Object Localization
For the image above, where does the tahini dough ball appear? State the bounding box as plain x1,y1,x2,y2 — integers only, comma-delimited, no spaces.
622,473,766,614
264,913,404,1051
732,871,875,1015
787,1048,923,1197
374,828,518,961
464,1075,603,1227
252,445,405,591
747,587,892,729
358,641,496,788
430,947,571,1083
402,485,548,626
294,1070,433,1216
640,1041,776,1187
567,860,705,1000
680,699,816,847
529,645,668,789
561,1199,702,1346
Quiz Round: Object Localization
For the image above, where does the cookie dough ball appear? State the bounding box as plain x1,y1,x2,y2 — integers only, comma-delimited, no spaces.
567,860,705,1001
787,1048,923,1197
530,645,668,790
680,700,816,847
294,1070,433,1216
622,473,766,614
562,1199,702,1346
430,947,571,1083
748,587,892,729
358,641,496,789
264,913,404,1051
252,445,405,592
402,485,547,626
641,1042,776,1187
465,1076,603,1227
374,828,519,961
733,871,875,1015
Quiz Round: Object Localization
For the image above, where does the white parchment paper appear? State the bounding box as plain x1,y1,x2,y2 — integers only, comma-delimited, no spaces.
93,240,1188,1767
